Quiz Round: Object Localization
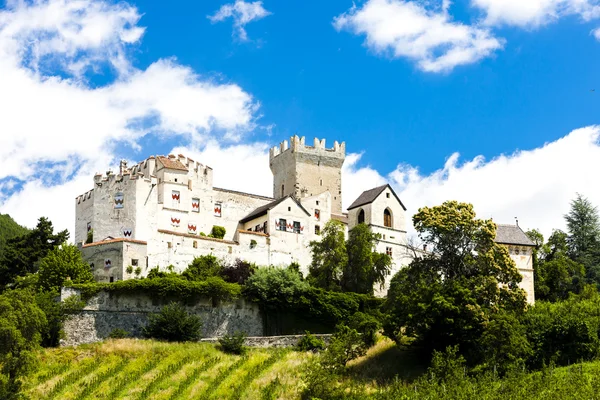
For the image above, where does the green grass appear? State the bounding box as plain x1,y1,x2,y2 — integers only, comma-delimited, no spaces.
24,338,600,400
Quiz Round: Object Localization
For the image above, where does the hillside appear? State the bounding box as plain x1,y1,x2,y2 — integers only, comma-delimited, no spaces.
24,338,600,400
0,213,29,256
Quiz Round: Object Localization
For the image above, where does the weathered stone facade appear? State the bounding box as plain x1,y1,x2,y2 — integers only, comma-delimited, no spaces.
60,287,263,346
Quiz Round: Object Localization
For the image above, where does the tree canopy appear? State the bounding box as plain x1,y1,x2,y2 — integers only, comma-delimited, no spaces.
37,244,94,293
384,201,527,364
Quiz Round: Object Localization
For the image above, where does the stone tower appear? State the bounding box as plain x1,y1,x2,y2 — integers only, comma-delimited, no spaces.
269,136,345,214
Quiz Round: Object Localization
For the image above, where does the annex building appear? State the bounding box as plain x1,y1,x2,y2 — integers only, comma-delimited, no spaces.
75,136,535,301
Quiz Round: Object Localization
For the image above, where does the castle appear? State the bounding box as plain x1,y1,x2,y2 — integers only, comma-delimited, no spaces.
75,136,535,301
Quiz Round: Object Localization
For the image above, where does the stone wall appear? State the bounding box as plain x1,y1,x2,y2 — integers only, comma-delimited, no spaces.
200,334,332,348
61,287,263,347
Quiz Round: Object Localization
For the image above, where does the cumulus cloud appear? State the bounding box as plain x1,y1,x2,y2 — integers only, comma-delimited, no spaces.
471,0,600,28
333,0,503,72
208,0,271,41
341,126,600,239
0,0,259,233
594,27,600,40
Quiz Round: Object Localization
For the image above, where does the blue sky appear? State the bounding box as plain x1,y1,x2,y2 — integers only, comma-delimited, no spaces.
0,0,600,238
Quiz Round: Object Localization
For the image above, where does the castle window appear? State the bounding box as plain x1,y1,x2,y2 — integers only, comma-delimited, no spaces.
172,190,180,208
386,193,390,198
131,259,138,267
281,184,285,197
167,242,172,249
384,208,393,228
174,178,178,183
316,200,319,206
110,277,114,283
255,224,260,232
278,218,287,231
320,179,323,186
193,241,198,249
315,209,320,220
358,209,365,224
386,247,393,256
288,207,291,212
315,225,321,235
293,221,301,233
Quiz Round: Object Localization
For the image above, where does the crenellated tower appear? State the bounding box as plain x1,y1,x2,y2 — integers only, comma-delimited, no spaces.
269,136,345,214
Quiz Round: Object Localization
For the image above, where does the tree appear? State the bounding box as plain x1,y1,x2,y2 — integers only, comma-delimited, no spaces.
535,256,585,302
182,255,223,281
384,201,527,363
0,217,68,286
0,289,47,399
37,244,94,293
308,220,347,291
0,214,29,259
565,194,600,261
143,302,202,342
341,224,392,295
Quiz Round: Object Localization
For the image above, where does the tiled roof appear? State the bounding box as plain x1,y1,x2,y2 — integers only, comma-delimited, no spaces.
240,196,310,224
347,184,407,211
82,238,147,247
495,224,535,246
156,156,188,171
331,213,348,224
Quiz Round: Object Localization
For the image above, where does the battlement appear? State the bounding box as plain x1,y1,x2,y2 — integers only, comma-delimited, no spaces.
269,136,345,161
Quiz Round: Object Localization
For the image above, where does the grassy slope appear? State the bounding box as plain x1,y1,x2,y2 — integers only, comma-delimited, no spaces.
25,338,600,400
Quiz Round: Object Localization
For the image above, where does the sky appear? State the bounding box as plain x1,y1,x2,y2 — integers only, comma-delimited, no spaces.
0,0,599,241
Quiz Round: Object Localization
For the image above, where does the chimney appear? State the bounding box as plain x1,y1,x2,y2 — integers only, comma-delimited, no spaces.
119,160,128,175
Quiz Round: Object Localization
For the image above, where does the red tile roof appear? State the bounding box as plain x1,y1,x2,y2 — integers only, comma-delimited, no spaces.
157,156,188,171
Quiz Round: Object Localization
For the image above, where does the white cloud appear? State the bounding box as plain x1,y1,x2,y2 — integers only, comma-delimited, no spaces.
333,0,503,72
208,0,271,41
0,0,260,234
382,126,600,238
471,0,600,28
594,26,600,40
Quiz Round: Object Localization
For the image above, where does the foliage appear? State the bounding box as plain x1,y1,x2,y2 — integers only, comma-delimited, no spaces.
218,331,247,355
347,311,381,347
210,225,226,239
68,275,241,302
221,258,256,284
37,244,94,293
0,288,46,399
134,266,141,276
428,345,466,383
244,266,310,305
308,220,347,291
321,325,367,370
183,254,224,281
565,193,600,261
523,287,600,369
108,328,130,339
143,302,202,342
0,217,68,286
146,266,178,279
85,229,93,244
126,265,133,274
296,331,326,352
0,214,29,259
384,201,527,364
535,255,585,302
343,223,392,294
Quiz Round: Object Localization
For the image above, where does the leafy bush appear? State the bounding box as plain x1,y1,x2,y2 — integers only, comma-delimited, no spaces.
134,267,141,276
210,226,226,239
37,244,94,292
126,265,133,274
69,276,241,302
218,331,247,354
85,229,93,244
321,325,367,370
348,311,381,347
296,331,325,352
143,302,202,342
108,328,130,339
221,259,256,284
244,266,310,305
183,255,223,281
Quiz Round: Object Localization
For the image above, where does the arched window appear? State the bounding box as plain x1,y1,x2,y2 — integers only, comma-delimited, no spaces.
384,208,392,228
358,209,365,224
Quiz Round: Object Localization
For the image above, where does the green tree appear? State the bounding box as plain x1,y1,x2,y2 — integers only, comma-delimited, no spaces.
384,201,527,364
0,214,29,259
342,224,392,295
0,289,47,399
0,217,68,286
37,244,94,293
182,255,223,281
535,255,585,302
308,220,347,291
565,193,600,261
143,302,202,342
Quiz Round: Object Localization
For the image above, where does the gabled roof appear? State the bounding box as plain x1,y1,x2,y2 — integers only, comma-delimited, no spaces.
347,184,407,211
239,196,310,224
495,224,535,247
156,156,188,171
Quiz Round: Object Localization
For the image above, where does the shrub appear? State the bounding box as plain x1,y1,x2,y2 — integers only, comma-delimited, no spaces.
126,265,133,274
218,331,247,354
183,255,223,281
210,226,226,239
250,239,257,249
321,325,367,371
296,331,325,352
244,267,310,305
108,328,130,339
134,267,141,276
86,229,93,244
347,311,381,347
221,259,256,284
143,302,202,342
